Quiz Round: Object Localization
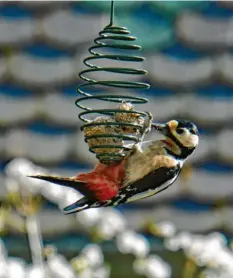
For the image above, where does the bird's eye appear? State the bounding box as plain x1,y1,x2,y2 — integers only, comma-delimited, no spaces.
176,128,184,134
190,129,196,135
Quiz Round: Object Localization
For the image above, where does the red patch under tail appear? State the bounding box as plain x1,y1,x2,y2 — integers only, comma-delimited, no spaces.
75,161,125,201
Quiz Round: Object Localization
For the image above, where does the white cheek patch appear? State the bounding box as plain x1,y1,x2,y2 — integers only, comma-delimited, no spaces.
192,135,199,146
170,129,199,148
182,134,199,147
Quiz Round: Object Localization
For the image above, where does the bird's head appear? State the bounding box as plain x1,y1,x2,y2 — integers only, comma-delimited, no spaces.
152,120,199,158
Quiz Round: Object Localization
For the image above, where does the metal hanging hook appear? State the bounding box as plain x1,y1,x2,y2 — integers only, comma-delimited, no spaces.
109,0,114,26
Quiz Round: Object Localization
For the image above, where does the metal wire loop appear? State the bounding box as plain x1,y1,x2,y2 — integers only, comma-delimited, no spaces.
76,4,150,164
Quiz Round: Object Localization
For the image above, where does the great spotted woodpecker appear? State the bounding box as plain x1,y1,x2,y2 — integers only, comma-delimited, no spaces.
29,120,199,214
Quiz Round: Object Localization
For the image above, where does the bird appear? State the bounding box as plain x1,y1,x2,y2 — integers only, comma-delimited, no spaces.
29,119,199,214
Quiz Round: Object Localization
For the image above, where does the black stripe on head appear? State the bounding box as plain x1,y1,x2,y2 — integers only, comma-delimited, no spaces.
166,126,195,159
165,144,195,159
177,120,199,136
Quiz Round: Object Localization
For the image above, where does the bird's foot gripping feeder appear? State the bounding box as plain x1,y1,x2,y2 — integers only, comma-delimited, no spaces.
76,1,152,165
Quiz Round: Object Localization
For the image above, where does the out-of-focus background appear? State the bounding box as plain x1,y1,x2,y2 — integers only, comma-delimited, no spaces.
1,1,233,278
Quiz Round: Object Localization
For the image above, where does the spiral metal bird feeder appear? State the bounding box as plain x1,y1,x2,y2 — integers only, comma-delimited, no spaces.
76,1,151,165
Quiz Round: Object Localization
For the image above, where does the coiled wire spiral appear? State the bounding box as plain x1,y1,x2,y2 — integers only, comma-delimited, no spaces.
76,1,151,165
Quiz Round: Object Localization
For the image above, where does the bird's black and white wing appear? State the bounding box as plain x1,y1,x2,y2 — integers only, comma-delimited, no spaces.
119,164,181,203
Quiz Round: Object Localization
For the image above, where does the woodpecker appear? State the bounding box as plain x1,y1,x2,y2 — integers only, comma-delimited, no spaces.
29,120,199,214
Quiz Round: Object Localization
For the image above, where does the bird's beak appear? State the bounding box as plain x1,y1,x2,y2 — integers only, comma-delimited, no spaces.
151,123,169,136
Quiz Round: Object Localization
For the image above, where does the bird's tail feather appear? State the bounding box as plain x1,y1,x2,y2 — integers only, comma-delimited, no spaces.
28,175,77,186
63,197,90,215
28,175,88,192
